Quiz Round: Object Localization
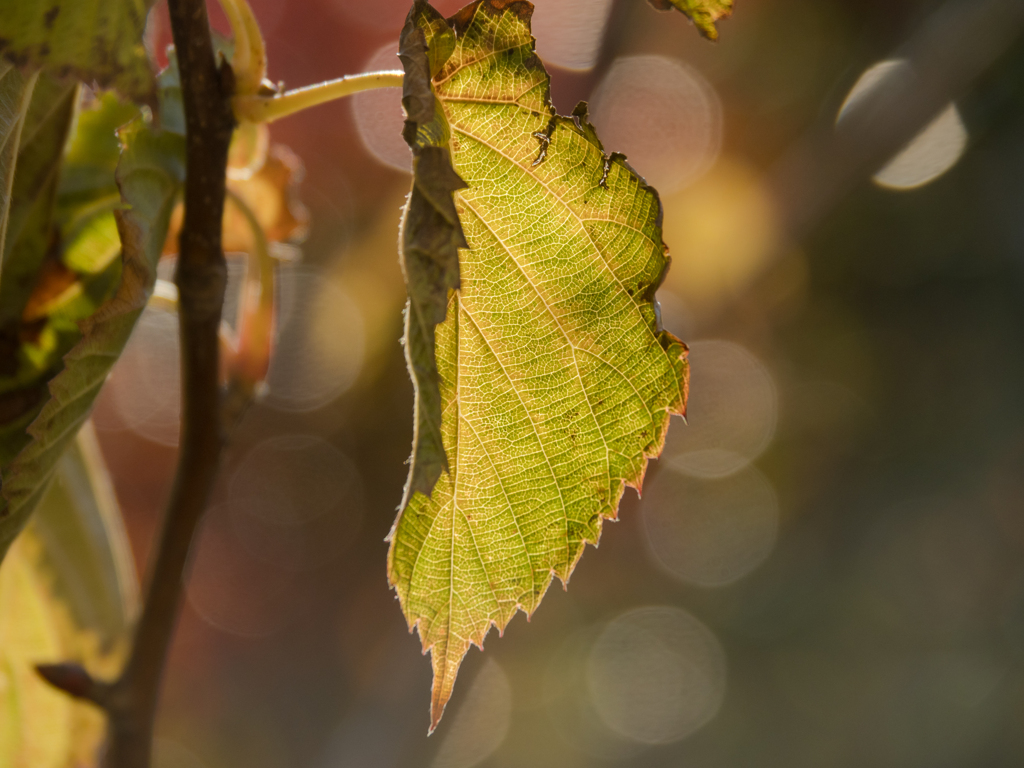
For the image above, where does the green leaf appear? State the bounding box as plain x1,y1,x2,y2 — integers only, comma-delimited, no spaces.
388,0,689,730
0,0,156,102
30,422,139,641
57,91,139,232
0,63,38,270
0,74,80,471
0,425,135,768
0,97,185,564
0,75,78,328
647,0,734,41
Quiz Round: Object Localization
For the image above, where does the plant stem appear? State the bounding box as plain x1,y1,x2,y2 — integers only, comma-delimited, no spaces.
219,0,266,95
234,70,404,123
104,0,235,761
220,190,275,429
37,0,237,764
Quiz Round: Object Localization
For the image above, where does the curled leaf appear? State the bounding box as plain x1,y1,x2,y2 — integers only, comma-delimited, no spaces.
647,0,734,41
397,3,467,502
226,143,308,250
0,90,185,564
0,75,81,472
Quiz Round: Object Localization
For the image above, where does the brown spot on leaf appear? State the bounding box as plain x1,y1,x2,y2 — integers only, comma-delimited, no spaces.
44,6,60,29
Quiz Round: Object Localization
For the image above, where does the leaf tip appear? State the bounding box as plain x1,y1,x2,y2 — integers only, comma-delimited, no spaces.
428,641,460,734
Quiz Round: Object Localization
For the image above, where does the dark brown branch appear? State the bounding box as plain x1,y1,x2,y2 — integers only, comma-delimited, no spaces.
40,1,236,766
107,0,235,762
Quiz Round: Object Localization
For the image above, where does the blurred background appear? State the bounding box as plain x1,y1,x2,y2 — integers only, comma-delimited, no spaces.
91,0,1024,766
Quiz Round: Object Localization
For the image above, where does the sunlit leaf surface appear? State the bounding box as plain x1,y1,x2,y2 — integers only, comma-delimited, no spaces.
389,0,689,730
0,63,37,271
0,0,156,101
647,0,734,41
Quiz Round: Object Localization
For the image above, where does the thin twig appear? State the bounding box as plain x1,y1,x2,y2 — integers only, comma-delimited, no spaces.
106,0,235,761
38,0,236,765
220,190,276,430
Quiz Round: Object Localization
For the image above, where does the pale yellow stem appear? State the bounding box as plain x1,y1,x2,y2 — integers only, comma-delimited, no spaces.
224,190,276,389
233,71,404,124
219,0,267,95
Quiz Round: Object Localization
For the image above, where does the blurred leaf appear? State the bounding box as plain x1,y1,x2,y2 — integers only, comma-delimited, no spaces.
31,422,138,641
165,138,308,257
0,75,78,328
163,139,305,259
648,0,734,41
0,88,138,485
57,91,139,231
0,425,134,767
0,88,185,565
0,75,80,473
388,0,689,730
0,0,156,102
228,143,307,247
0,63,38,270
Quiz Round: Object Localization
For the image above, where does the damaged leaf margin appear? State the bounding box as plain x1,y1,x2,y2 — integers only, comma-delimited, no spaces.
388,0,688,732
397,1,467,505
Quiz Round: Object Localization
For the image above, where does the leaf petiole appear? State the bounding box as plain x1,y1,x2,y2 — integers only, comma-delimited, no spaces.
219,0,267,95
233,71,404,124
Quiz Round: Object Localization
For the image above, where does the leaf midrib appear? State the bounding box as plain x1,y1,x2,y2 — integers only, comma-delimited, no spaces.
460,300,573,571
